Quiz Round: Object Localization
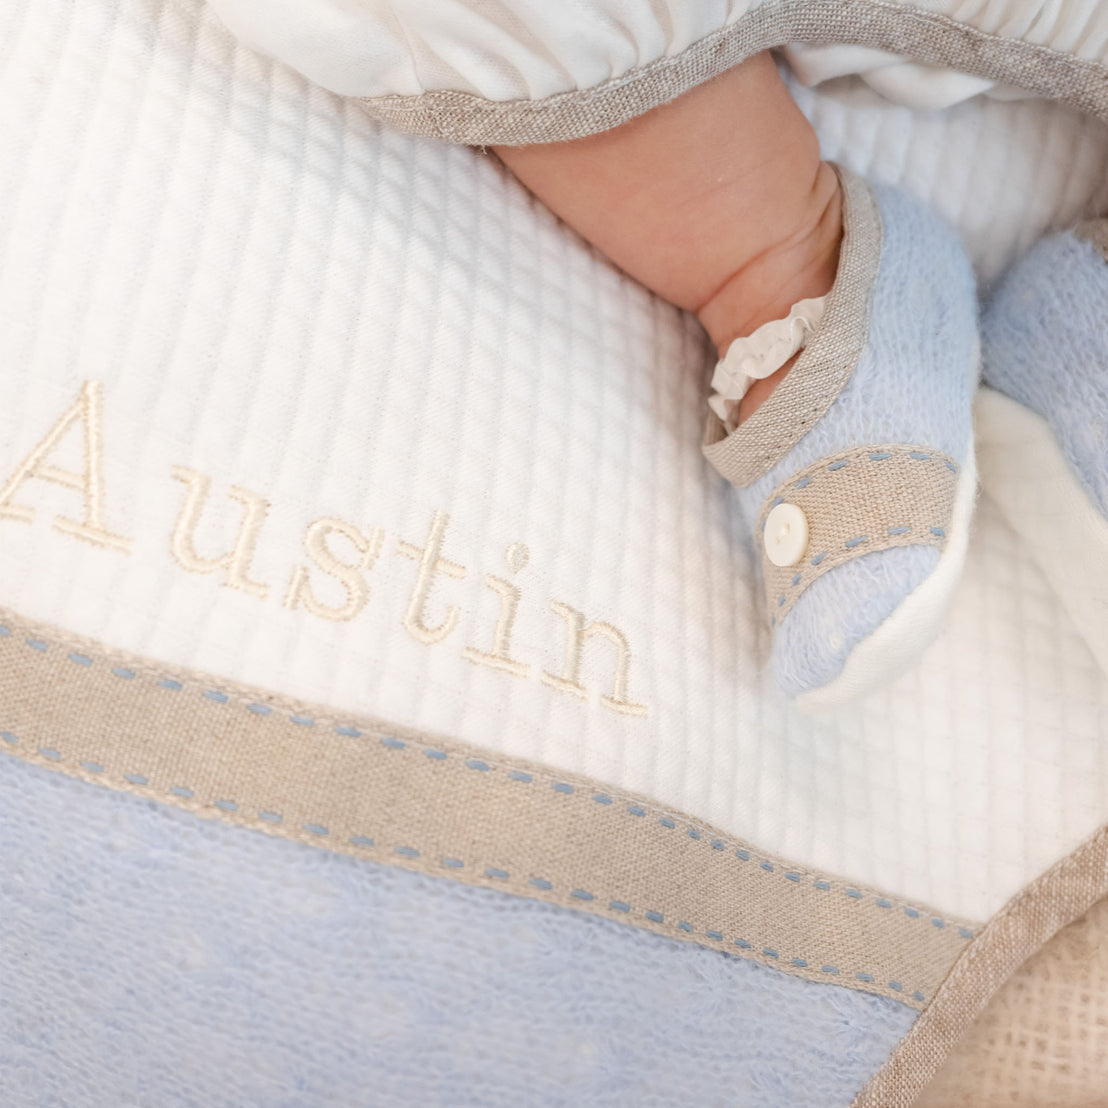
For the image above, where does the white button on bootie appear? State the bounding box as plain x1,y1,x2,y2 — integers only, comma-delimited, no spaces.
704,168,979,710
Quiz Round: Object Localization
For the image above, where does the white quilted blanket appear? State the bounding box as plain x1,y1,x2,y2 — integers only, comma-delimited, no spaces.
2,0,1108,926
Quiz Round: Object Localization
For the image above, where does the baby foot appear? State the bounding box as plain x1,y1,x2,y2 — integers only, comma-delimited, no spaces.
979,223,1108,674
704,169,979,709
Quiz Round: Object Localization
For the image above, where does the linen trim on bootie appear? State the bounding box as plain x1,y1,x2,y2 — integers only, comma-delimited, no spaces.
708,296,828,432
757,445,960,627
702,166,883,489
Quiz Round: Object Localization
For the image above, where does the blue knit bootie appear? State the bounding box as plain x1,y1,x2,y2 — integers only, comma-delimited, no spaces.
704,168,979,710
979,222,1108,676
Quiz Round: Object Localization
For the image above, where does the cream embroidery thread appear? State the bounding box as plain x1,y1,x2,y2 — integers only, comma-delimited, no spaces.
462,543,531,678
542,601,649,718
397,510,469,645
283,517,386,622
0,380,132,553
169,466,271,599
1,381,650,719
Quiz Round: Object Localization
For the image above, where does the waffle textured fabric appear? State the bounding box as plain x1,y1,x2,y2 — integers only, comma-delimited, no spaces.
0,755,918,1108
917,894,1108,1106
732,184,977,696
983,229,1108,516
4,0,1108,930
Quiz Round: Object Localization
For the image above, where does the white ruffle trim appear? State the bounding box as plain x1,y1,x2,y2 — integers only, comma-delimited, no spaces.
708,296,827,430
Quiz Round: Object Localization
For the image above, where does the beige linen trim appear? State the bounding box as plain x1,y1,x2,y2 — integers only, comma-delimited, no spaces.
760,446,958,625
359,0,1108,145
1077,219,1108,261
703,167,882,488
852,821,1108,1107
0,605,973,1010
917,894,1108,1107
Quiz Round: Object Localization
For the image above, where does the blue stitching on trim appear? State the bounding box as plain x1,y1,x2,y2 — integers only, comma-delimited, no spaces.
821,966,839,975
1,630,971,946
348,834,373,846
792,957,808,967
705,930,723,941
888,981,903,992
827,460,849,471
395,846,420,859
811,552,827,566
646,911,663,923
930,527,946,538
844,536,868,549
485,868,509,880
677,921,693,933
466,759,490,771
913,991,925,1002
124,773,148,786
303,824,329,836
856,973,874,983
794,476,812,489
869,452,891,461
609,901,630,913
763,948,779,959
735,939,752,950
530,878,553,891
259,811,283,825
170,786,193,799
442,858,464,869
909,452,931,461
887,526,910,535
572,889,594,901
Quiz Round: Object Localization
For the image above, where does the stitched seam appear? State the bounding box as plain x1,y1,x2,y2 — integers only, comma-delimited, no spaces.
0,725,932,1006
761,445,958,625
358,0,1107,117
0,619,976,935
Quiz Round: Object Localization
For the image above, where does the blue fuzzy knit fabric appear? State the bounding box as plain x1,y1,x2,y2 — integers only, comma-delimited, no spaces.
735,184,979,697
0,756,915,1107
983,227,1108,516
